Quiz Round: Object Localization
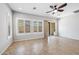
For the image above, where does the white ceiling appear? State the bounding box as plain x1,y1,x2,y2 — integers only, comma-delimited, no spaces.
8,3,79,18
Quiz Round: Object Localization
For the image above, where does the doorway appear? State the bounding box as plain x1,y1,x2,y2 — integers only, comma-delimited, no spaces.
48,22,55,36
44,20,55,39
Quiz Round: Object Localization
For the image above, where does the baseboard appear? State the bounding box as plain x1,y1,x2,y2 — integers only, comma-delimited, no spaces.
0,38,13,55
14,37,44,42
59,36,79,40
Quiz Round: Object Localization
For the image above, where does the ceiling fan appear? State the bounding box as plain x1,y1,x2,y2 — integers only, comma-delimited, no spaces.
46,3,67,14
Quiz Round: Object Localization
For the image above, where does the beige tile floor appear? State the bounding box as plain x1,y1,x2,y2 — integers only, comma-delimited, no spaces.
3,36,79,55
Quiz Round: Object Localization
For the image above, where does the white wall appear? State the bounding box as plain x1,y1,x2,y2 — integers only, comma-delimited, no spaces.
13,12,49,41
58,13,79,40
0,4,12,54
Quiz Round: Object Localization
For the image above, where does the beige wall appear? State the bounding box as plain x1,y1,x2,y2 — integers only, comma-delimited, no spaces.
44,20,49,39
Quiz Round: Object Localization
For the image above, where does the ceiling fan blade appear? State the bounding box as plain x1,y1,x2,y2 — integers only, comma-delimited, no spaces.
46,10,53,13
58,9,64,12
58,3,67,9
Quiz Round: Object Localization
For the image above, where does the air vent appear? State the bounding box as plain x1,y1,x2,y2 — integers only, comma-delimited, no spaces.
73,10,79,13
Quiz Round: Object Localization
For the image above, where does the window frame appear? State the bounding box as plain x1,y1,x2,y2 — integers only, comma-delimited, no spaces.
16,18,43,35
16,18,32,35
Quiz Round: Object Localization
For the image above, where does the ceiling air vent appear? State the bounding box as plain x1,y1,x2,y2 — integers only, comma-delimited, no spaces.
73,10,79,13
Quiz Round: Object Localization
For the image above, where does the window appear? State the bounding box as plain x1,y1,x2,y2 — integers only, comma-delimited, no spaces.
25,20,30,33
18,20,24,33
18,19,30,33
17,19,43,34
34,21,38,32
38,22,42,32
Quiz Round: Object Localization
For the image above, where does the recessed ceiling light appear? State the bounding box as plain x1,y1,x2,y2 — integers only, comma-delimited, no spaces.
33,7,36,10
